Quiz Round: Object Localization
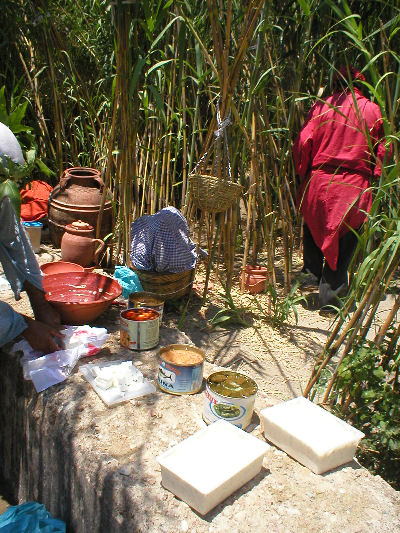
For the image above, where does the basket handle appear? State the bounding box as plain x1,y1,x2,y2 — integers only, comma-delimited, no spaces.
191,99,232,181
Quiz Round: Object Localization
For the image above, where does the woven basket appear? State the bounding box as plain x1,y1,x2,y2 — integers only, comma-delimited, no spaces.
188,174,243,213
132,268,195,301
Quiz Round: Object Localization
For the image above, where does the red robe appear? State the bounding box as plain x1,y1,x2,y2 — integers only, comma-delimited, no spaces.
293,88,387,270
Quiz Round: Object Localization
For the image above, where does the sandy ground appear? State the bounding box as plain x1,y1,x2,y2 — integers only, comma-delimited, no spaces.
1,242,396,434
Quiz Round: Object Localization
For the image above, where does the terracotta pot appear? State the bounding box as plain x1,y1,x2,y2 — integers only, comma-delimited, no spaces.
242,265,267,294
48,166,113,247
245,276,266,294
61,220,106,267
245,264,267,276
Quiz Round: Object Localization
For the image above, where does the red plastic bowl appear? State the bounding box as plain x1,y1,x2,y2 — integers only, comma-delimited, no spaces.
43,272,122,325
41,261,85,276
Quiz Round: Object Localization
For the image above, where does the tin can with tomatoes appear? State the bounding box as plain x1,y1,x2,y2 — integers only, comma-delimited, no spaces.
120,307,160,350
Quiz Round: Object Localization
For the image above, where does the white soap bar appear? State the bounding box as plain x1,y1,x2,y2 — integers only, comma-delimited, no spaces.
260,397,364,474
157,420,269,515
94,375,113,390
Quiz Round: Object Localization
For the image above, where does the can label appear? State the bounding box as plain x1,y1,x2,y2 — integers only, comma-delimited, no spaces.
158,360,203,394
120,309,159,350
203,385,256,429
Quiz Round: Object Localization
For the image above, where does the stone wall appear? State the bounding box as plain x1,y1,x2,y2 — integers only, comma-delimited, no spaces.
1,328,399,533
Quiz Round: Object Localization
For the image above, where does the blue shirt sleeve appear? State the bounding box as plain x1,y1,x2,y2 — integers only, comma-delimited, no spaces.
0,196,43,300
0,301,27,347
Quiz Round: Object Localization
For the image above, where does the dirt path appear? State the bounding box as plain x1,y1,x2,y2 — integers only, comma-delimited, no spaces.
165,276,332,402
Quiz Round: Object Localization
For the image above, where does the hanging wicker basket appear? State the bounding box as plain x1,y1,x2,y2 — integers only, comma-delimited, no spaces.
188,173,243,213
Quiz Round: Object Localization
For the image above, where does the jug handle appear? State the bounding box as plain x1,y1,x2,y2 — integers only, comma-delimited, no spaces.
93,239,106,264
59,171,105,192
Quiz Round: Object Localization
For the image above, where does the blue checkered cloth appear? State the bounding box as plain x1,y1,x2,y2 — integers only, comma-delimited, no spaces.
130,207,207,273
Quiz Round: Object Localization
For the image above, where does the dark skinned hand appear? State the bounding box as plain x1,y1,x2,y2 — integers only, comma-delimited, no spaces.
21,315,65,354
23,280,62,330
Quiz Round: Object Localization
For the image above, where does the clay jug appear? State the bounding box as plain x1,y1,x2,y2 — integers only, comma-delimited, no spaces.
61,220,106,267
48,167,113,247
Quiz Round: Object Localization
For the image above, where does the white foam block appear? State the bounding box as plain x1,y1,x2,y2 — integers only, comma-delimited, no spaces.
157,420,270,515
260,397,364,474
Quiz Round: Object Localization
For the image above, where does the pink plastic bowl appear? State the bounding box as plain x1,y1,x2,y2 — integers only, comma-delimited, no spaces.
43,272,122,324
41,261,85,276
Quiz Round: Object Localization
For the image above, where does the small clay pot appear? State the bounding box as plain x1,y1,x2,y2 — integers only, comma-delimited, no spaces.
61,220,105,267
245,276,266,294
242,265,267,294
245,265,267,276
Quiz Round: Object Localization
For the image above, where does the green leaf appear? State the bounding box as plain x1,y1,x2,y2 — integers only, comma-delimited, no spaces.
129,57,147,98
0,180,21,217
297,0,310,16
36,159,55,177
148,85,167,127
147,59,175,78
210,315,233,326
373,367,386,380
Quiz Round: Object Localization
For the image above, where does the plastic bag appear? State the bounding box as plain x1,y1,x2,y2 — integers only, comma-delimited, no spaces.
12,325,108,392
0,501,66,532
113,266,143,298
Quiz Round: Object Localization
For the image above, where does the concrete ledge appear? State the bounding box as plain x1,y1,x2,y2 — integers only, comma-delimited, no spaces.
1,326,399,533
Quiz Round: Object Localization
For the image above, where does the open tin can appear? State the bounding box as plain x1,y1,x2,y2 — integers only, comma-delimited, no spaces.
203,370,258,429
128,291,164,321
120,307,159,350
158,344,205,395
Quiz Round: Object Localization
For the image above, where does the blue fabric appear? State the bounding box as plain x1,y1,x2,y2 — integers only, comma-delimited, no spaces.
0,301,27,347
0,196,44,346
0,197,43,298
114,266,143,298
0,501,66,532
130,206,207,273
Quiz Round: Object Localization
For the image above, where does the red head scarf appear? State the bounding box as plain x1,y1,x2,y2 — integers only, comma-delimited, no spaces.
335,65,366,84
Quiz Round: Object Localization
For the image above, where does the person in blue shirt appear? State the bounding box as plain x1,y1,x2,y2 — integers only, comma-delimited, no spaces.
0,122,63,354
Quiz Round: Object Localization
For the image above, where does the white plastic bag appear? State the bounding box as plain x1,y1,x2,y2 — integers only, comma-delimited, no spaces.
12,325,108,392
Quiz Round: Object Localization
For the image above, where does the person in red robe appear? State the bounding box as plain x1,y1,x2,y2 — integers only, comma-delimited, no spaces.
292,65,389,310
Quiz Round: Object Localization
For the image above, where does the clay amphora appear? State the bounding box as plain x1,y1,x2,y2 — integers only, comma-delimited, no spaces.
48,167,113,247
61,220,106,267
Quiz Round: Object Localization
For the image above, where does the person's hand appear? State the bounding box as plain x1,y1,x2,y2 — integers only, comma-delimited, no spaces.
23,281,62,329
21,316,65,354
